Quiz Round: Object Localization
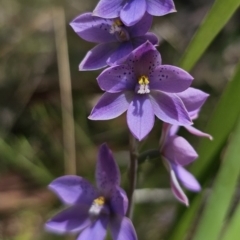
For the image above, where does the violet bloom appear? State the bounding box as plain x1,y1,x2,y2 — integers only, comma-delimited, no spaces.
70,12,158,70
89,41,193,141
45,144,137,240
93,0,176,26
160,126,201,206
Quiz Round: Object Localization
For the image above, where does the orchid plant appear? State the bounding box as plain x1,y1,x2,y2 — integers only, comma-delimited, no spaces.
46,0,212,239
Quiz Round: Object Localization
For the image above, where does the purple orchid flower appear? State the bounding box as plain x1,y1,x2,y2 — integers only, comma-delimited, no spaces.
160,124,201,206
70,12,158,70
45,144,137,240
93,0,176,26
89,41,193,141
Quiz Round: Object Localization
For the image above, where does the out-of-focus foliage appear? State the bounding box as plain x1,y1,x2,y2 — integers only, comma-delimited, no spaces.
0,0,240,239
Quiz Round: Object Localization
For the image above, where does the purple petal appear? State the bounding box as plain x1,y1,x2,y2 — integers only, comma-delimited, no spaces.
184,125,213,140
176,87,209,114
110,187,128,216
116,41,159,68
127,95,155,141
170,168,189,206
80,43,119,71
96,144,121,195
159,123,172,147
150,91,192,125
128,13,153,37
150,65,194,93
120,0,147,26
107,42,134,66
93,0,123,19
97,65,136,93
132,33,159,49
133,42,162,76
147,0,176,16
163,135,198,166
89,92,133,120
45,205,91,234
70,13,116,43
77,215,109,240
110,216,137,240
174,165,201,192
49,176,98,205
169,125,179,136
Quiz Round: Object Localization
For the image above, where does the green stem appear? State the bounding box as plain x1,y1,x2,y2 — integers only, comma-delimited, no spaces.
127,134,139,218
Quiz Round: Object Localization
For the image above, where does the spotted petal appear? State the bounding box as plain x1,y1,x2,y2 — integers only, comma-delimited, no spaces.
110,216,137,240
96,144,121,195
97,65,136,93
89,92,133,120
150,65,193,93
49,175,98,205
45,205,91,234
127,95,155,141
70,13,116,43
132,42,162,76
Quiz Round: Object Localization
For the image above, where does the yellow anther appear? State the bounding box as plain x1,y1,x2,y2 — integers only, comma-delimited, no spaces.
93,196,105,206
138,75,149,85
114,19,123,27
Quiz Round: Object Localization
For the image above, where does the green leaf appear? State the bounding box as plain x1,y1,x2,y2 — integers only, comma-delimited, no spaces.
221,199,240,240
168,62,240,240
180,0,240,71
168,192,204,240
192,115,240,240
191,62,240,178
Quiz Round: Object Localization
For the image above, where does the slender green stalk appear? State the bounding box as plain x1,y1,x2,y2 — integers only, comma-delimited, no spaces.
127,134,139,218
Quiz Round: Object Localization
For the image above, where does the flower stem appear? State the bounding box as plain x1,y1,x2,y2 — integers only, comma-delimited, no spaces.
127,133,139,218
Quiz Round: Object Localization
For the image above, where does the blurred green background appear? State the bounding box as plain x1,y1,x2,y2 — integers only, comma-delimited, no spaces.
0,0,240,239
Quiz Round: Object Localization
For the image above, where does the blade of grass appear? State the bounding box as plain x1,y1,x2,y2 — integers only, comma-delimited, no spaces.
192,116,240,240
179,0,240,71
221,199,240,240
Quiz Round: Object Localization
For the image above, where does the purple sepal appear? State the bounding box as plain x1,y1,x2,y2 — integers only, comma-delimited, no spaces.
110,216,137,240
